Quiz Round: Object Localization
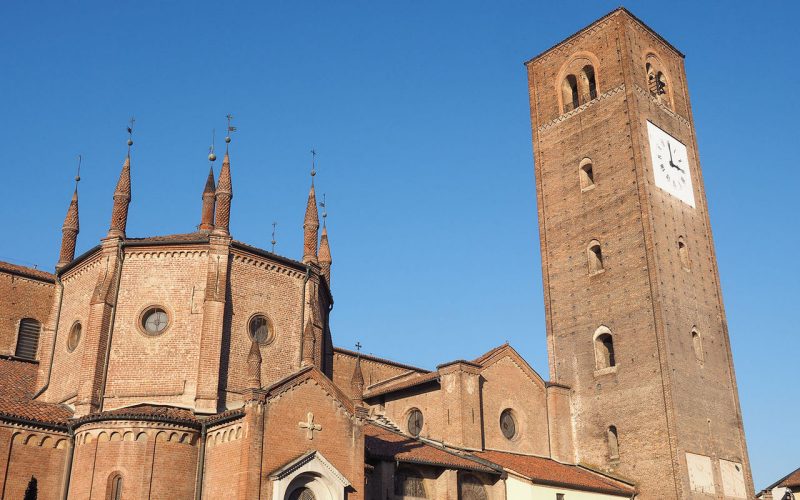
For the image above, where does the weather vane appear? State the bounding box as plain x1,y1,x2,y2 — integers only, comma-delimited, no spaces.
75,154,82,189
319,194,327,227
310,148,317,182
126,117,135,153
271,222,277,253
208,129,217,162
225,114,236,150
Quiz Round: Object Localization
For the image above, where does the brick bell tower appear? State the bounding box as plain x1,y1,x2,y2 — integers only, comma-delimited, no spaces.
525,9,753,499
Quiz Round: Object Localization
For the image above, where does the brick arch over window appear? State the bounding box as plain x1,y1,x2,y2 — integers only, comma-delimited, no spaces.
106,471,123,500
594,326,616,369
556,51,602,114
579,157,595,190
587,239,604,275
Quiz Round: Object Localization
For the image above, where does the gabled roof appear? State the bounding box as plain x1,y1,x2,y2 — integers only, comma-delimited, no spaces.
761,466,800,492
365,423,501,475
363,371,440,399
265,366,355,415
334,347,429,374
0,260,55,283
474,450,636,496
0,357,72,428
268,450,351,487
473,343,552,388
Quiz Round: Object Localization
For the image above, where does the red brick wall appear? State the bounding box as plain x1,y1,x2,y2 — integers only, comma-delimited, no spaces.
0,425,67,500
202,420,244,499
333,350,425,401
0,270,54,358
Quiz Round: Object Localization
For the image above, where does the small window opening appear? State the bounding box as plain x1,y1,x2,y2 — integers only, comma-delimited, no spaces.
594,327,616,369
607,426,619,460
581,65,597,101
15,318,41,361
24,476,37,500
107,473,123,500
678,237,690,270
407,409,423,437
556,494,566,500
587,240,604,274
395,468,427,498
562,75,579,113
692,329,704,363
579,160,595,190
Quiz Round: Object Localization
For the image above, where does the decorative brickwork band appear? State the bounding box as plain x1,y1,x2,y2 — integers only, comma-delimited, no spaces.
199,166,216,231
57,188,80,269
214,152,233,235
302,185,319,265
246,339,262,390
107,155,131,238
318,226,332,285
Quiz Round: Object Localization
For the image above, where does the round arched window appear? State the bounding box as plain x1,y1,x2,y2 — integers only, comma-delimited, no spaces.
407,409,423,437
248,314,273,344
288,488,315,500
67,321,82,352
140,307,169,336
500,409,517,440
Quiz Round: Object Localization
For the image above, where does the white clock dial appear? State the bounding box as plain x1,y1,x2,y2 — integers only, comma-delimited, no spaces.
647,121,695,208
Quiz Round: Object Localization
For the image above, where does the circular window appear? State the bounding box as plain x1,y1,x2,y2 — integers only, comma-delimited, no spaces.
500,409,516,440
67,322,82,352
140,307,169,336
248,314,274,344
407,409,423,437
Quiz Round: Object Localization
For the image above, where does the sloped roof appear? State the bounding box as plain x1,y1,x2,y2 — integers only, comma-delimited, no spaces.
334,347,429,374
0,357,72,427
474,450,635,496
364,423,500,475
761,466,800,491
265,366,355,415
363,371,440,399
0,260,55,283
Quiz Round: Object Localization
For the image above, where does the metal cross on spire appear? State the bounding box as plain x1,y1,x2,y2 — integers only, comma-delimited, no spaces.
126,117,135,154
225,114,236,151
355,341,362,352
271,221,277,253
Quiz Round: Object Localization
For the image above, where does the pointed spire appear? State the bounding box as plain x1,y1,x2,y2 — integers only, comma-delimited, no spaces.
302,152,320,264
246,339,262,390
301,318,315,367
199,163,216,231
107,123,133,239
57,156,81,270
319,226,332,285
351,351,365,405
213,139,233,235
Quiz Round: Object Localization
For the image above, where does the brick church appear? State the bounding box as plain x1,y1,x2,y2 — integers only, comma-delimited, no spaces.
0,9,754,500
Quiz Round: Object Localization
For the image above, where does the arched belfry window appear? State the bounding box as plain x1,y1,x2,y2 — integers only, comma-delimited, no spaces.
645,55,672,109
594,326,616,369
587,240,604,275
562,75,579,113
579,158,595,190
607,426,620,460
581,65,597,101
678,237,690,270
692,328,704,363
15,318,41,361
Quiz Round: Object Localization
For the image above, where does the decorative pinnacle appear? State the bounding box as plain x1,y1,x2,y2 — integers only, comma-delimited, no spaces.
126,117,135,153
225,114,236,151
319,193,327,227
208,129,217,162
74,154,82,188
271,221,277,253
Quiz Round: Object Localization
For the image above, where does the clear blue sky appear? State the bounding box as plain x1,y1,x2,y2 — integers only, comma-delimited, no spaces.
1,0,796,489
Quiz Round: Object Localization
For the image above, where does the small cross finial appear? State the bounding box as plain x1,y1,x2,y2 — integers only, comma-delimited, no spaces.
225,114,236,151
208,129,217,162
126,117,135,153
298,412,322,440
319,193,327,227
74,154,82,188
355,341,362,352
271,221,277,253
310,148,317,182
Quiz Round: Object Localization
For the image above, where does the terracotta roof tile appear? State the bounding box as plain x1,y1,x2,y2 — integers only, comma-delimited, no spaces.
780,468,800,487
0,261,55,282
0,358,72,427
125,232,210,244
474,450,635,496
363,372,440,399
334,347,429,374
365,424,499,474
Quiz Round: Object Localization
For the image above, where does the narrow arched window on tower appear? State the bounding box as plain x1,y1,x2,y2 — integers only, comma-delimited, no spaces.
562,75,579,113
579,158,595,190
107,473,123,500
587,240,604,274
678,237,690,270
582,65,597,101
15,319,41,361
607,426,620,460
692,328,704,363
594,327,616,369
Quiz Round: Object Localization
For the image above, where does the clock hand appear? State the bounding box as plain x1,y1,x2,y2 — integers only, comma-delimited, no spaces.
666,141,685,173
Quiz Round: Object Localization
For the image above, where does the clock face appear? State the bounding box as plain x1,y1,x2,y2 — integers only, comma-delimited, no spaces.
647,121,695,208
